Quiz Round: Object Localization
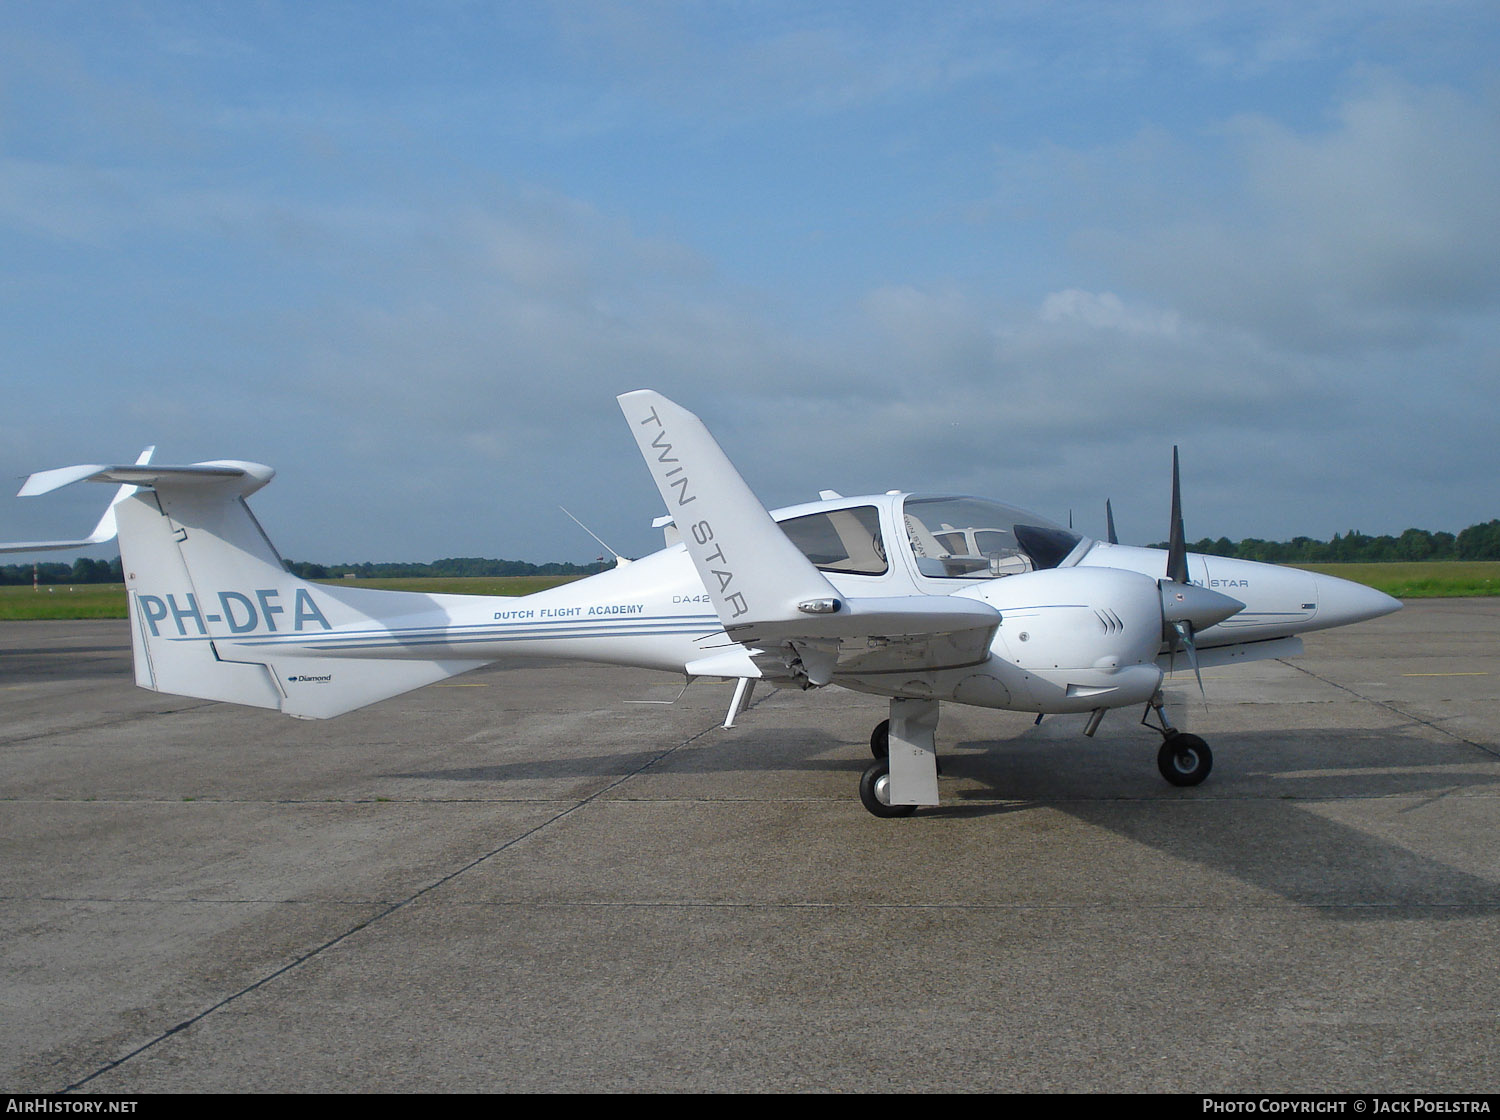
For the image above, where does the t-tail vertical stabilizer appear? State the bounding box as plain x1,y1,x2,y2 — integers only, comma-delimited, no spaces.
20,460,489,718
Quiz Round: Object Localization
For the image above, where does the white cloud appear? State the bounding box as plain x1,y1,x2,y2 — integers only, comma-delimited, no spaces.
1039,290,1182,337
4,3,1498,562
1069,75,1500,352
1236,76,1500,308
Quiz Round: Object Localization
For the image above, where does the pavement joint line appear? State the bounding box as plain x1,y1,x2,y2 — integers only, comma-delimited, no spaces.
435,898,1500,913
4,895,397,906
57,712,726,1094
13,894,1500,914
1279,659,1499,758
12,785,1500,811
0,795,631,805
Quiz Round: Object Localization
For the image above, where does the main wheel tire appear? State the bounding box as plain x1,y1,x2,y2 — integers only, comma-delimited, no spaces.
870,719,890,759
1158,733,1212,787
859,758,916,818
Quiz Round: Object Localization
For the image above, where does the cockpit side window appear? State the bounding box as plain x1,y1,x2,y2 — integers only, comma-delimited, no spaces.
903,496,1081,578
778,506,888,576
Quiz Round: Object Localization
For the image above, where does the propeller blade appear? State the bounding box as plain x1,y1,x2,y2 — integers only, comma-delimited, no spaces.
1166,446,1187,583
1152,446,1242,701
1159,581,1242,701
1171,619,1207,698
1105,499,1118,545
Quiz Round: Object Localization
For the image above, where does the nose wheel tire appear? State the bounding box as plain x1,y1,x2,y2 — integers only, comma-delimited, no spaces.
859,759,917,818
1158,734,1212,787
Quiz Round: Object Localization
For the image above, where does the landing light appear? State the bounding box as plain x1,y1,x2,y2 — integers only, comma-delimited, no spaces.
798,598,842,614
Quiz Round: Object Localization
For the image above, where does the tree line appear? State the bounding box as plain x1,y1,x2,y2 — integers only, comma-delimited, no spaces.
6,520,1500,586
282,557,610,580
1152,520,1500,564
0,555,609,586
1,557,125,585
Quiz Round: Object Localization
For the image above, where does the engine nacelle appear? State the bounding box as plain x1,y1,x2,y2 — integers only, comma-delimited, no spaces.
955,567,1167,714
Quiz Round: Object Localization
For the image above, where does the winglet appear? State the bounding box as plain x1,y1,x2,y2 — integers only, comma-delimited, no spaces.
617,390,839,635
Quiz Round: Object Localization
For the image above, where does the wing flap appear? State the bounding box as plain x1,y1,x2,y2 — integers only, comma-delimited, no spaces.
742,594,998,643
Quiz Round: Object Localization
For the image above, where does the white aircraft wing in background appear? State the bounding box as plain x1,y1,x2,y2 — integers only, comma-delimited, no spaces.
1,447,155,555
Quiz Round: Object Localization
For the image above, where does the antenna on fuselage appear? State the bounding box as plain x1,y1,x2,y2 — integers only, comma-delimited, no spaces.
560,507,631,568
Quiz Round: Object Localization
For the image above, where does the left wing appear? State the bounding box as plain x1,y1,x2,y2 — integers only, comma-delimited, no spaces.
617,391,998,686
3,446,155,554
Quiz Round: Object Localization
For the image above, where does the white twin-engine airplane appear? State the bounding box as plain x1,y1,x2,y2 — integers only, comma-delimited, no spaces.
19,391,1399,817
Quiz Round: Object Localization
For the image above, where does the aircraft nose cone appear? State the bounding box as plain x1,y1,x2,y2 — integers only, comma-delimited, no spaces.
1313,572,1402,627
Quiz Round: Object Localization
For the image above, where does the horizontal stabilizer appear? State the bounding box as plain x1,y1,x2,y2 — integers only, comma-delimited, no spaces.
18,464,116,497
0,536,111,555
2,447,156,554
20,460,273,499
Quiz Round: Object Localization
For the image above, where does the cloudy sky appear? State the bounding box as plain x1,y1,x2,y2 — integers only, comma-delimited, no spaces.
2,1,1496,565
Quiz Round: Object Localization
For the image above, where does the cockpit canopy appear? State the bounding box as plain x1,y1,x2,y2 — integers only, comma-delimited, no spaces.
775,495,1083,581
901,496,1081,578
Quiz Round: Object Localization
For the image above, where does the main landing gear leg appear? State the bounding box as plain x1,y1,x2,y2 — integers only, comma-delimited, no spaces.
860,699,940,818
1142,690,1213,787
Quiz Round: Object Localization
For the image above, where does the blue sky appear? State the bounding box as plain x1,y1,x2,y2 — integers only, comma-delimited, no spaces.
3,1,1497,564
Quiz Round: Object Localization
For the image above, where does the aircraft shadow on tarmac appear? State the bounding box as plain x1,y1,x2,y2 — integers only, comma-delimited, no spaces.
936,723,1500,918
381,717,1500,920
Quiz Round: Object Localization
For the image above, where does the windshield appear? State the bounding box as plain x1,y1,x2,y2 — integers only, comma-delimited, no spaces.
902,496,1081,578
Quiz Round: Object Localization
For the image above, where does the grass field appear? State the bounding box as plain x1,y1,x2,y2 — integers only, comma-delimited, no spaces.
1294,562,1500,598
0,584,130,621
1,563,1495,621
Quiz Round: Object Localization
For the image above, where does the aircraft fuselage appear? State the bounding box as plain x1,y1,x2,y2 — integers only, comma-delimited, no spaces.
178,490,1396,721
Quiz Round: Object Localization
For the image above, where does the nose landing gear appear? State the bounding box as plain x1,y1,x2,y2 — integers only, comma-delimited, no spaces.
1157,732,1212,786
1143,690,1212,787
